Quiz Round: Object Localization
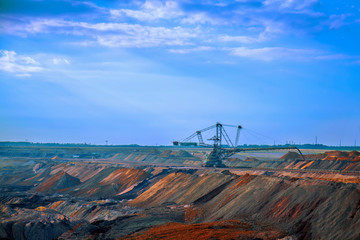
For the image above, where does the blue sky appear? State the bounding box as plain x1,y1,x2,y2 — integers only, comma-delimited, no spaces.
0,0,360,146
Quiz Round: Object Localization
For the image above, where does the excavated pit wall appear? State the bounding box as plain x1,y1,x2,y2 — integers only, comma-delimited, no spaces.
130,171,360,240
1,149,360,240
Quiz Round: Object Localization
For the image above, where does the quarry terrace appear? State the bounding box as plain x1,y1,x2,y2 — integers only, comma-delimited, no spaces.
0,144,360,240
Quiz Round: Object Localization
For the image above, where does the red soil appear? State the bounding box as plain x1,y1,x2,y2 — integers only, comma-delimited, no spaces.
120,220,284,240
305,150,360,161
230,174,255,189
280,151,302,160
100,168,148,186
36,171,80,192
184,206,204,223
312,177,360,184
159,150,172,157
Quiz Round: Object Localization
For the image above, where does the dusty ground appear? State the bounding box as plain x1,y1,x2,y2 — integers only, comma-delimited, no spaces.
0,147,359,240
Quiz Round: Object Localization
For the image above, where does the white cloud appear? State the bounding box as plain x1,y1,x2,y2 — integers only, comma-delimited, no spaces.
259,20,286,40
314,54,350,60
92,25,197,47
0,50,43,76
6,19,198,48
169,46,215,54
110,1,223,25
219,35,258,44
219,20,285,43
24,19,68,34
110,0,183,21
110,1,224,25
263,0,318,10
52,58,70,65
181,12,222,25
228,46,317,61
15,73,32,77
0,1,333,57
68,0,105,11
328,14,348,29
0,0,324,54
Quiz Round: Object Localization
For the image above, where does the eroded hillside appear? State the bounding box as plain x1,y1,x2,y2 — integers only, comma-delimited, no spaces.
0,148,359,239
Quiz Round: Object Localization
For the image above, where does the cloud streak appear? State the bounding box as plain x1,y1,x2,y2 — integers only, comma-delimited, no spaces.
228,47,319,61
2,19,199,48
110,1,183,21
169,46,214,54
263,0,318,11
0,50,43,76
52,58,70,65
0,0,356,62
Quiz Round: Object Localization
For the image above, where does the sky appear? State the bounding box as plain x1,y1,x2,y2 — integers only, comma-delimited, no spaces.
0,0,360,146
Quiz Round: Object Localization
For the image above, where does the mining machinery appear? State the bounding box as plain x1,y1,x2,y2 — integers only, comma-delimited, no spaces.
174,122,305,167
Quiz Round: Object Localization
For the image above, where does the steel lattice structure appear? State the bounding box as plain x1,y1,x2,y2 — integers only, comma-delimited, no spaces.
174,122,305,167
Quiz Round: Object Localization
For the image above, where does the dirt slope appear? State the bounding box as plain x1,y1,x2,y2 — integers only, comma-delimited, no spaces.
1,154,360,240
130,172,234,208
35,171,81,193
306,150,360,161
69,167,150,198
121,220,285,240
281,151,302,160
131,172,360,240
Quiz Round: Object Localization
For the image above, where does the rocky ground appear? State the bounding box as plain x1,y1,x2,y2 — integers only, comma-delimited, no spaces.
0,147,359,239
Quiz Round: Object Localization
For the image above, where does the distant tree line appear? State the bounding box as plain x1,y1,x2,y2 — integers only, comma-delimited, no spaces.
0,141,359,150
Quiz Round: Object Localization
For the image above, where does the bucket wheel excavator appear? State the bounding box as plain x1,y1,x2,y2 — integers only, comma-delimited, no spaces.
174,122,305,167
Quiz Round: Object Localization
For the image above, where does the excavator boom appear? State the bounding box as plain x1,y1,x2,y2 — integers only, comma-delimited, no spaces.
175,122,305,167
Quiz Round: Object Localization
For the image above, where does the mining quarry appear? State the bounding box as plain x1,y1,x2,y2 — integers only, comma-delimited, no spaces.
2,0,359,238
0,144,359,240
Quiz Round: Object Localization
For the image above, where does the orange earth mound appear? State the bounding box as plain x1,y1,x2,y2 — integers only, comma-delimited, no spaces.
280,151,302,160
120,220,284,240
305,150,360,161
35,171,81,192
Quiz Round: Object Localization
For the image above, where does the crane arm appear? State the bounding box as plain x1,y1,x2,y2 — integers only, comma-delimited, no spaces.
198,124,216,133
223,146,305,161
181,124,217,143
222,124,238,128
221,126,234,148
235,125,242,147
182,132,198,142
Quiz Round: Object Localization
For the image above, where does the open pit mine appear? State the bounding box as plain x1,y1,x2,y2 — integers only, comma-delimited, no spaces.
0,144,360,240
